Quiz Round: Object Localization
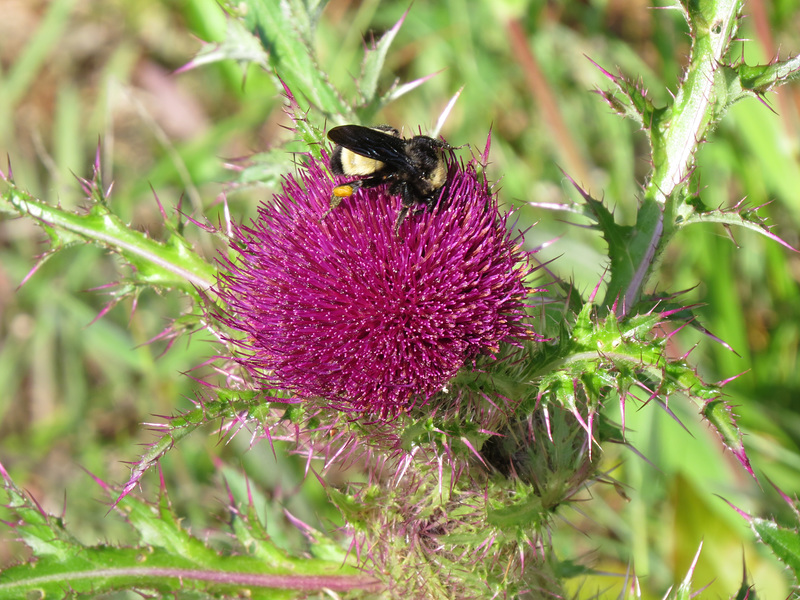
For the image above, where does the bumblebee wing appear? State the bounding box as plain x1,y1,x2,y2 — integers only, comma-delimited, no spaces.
328,125,411,169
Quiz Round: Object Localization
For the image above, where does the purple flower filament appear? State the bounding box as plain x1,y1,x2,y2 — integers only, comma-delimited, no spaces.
217,153,531,417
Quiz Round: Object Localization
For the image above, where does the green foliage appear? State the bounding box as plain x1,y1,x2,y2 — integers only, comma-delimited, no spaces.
590,0,800,315
239,0,353,119
752,516,800,582
0,468,374,598
1,163,217,299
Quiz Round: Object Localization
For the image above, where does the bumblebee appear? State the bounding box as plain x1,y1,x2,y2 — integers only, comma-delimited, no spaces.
323,124,452,229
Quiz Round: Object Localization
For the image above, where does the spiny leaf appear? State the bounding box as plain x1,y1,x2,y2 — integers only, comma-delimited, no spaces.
553,172,648,309
0,466,379,599
702,399,754,478
1,180,217,298
673,543,704,600
180,13,269,72
725,54,800,99
682,200,799,252
359,9,407,104
751,518,800,582
590,57,661,133
119,390,267,504
486,492,548,529
242,0,352,119
733,561,757,600
528,302,754,474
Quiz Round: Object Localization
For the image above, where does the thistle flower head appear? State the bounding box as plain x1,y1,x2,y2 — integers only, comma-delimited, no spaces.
216,148,534,417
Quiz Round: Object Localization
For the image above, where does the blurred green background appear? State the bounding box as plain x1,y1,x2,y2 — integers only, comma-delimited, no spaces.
1,0,799,597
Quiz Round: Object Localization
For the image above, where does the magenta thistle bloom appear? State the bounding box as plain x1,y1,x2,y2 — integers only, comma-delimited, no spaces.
216,149,533,416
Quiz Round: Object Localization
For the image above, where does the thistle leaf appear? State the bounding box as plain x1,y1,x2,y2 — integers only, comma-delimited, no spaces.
682,200,798,252
234,0,352,119
360,10,407,104
590,58,660,133
180,14,270,72
1,176,217,298
721,55,800,104
0,464,378,599
702,399,754,478
751,518,800,583
118,390,268,504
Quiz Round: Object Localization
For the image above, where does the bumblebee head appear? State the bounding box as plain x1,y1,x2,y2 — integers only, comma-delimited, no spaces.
404,136,449,194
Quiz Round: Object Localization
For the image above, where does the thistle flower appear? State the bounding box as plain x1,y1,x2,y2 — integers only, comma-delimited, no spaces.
216,147,533,417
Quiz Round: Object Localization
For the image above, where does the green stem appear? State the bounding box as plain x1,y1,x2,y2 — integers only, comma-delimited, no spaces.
2,185,217,295
604,0,743,312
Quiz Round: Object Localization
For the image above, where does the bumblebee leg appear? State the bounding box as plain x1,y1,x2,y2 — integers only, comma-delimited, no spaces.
394,182,415,234
394,205,410,235
320,179,364,221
